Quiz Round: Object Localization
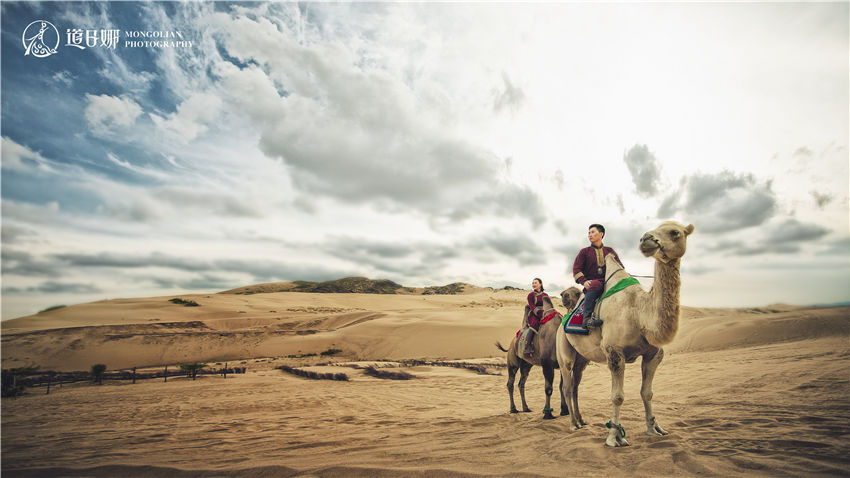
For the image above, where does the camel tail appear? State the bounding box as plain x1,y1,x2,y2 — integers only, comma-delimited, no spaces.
494,341,509,353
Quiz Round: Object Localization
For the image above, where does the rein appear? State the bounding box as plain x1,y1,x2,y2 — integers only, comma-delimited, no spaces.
604,263,624,286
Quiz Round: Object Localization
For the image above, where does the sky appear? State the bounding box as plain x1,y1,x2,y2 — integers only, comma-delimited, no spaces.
1,1,848,320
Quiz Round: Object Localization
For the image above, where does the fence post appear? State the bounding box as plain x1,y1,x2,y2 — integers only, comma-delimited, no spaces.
223,362,227,379
46,373,51,395
132,367,136,384
164,365,168,383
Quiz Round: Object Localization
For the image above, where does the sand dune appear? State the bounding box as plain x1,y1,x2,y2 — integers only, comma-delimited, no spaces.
2,289,849,476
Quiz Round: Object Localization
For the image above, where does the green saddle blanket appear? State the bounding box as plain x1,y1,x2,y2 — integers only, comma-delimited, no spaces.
600,277,640,302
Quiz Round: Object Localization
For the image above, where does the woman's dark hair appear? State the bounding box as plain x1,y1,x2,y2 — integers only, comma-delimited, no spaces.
589,223,605,237
533,277,544,292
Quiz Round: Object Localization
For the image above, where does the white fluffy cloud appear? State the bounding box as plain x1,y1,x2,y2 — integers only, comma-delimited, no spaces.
84,94,143,131
1,137,53,172
207,12,546,224
150,92,223,143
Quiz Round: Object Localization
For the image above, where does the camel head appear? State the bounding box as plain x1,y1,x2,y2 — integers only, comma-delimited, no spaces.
639,221,695,263
560,286,581,310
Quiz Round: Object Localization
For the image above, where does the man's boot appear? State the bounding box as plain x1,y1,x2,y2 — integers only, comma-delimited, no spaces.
582,316,603,329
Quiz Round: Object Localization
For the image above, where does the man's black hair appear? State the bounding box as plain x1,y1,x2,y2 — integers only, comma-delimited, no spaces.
589,223,605,237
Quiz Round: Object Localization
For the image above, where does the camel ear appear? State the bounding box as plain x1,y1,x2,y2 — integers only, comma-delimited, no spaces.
685,224,695,235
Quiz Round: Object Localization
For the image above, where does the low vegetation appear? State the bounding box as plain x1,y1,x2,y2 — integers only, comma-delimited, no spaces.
422,283,466,295
277,365,349,381
224,277,487,295
361,366,415,380
179,363,207,380
37,305,66,314
169,298,200,307
289,277,404,294
2,365,40,397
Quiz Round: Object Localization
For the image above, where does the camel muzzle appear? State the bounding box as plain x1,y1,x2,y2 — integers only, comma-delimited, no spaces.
639,234,659,256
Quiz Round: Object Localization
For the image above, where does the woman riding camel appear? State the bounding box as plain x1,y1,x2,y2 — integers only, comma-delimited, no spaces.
527,278,548,331
521,278,548,356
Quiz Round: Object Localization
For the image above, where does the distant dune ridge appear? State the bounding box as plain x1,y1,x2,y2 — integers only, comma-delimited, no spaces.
219,276,497,296
2,277,849,476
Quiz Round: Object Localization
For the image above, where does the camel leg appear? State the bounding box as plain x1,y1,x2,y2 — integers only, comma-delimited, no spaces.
556,333,582,430
518,360,533,413
558,373,569,416
542,365,556,419
641,347,669,436
507,362,520,413
605,346,630,447
571,355,589,427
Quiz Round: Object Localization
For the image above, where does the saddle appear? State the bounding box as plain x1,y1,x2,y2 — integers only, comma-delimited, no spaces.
562,277,641,335
562,297,591,335
515,327,537,357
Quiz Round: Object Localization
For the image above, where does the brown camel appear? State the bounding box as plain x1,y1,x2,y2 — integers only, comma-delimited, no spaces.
556,221,694,446
496,290,582,419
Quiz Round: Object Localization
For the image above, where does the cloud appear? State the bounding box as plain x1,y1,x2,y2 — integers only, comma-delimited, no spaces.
1,137,54,172
810,190,834,209
493,72,525,114
815,237,850,257
793,146,814,158
657,171,777,233
49,250,357,285
149,92,223,143
1,249,63,277
769,218,830,245
210,14,546,225
472,232,546,266
51,70,74,87
705,219,831,256
623,144,662,198
151,274,240,291
1,224,38,244
3,282,102,294
84,94,143,131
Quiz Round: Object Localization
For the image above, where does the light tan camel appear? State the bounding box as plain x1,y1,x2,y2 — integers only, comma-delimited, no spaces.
496,291,582,419
556,221,694,446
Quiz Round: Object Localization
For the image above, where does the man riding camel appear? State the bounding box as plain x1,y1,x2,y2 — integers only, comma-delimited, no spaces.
573,224,623,329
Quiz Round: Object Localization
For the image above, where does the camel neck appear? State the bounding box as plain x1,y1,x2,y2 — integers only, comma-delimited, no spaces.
646,258,681,346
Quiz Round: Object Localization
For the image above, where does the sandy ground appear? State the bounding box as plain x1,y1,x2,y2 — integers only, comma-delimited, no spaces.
2,290,849,477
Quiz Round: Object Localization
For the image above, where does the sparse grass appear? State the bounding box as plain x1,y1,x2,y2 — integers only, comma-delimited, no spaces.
422,283,466,295
37,305,66,314
320,348,343,357
169,298,199,307
362,366,414,380
277,365,348,381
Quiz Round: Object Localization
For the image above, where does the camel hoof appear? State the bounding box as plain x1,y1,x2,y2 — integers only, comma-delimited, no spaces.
510,408,519,414
522,407,532,413
560,409,569,416
646,424,669,436
605,421,629,447
605,436,630,447
543,411,555,420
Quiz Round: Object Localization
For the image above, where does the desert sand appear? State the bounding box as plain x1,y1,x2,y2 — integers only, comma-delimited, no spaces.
2,286,849,477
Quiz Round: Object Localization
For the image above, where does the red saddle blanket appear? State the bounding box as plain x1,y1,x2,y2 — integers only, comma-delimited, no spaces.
516,310,562,337
562,297,589,335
